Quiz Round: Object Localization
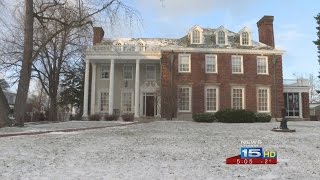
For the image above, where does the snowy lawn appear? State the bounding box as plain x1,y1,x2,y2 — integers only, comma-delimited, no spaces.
0,121,320,179
0,121,134,135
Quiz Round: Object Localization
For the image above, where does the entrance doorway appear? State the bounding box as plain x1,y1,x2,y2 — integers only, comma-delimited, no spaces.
284,92,300,117
143,93,157,117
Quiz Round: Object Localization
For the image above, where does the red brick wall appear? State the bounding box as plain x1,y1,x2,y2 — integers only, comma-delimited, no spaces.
93,27,104,45
302,92,310,119
161,51,284,119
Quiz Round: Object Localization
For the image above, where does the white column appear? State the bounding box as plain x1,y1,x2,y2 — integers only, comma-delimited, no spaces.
90,63,97,114
108,59,115,115
299,92,303,118
82,59,90,119
134,59,140,117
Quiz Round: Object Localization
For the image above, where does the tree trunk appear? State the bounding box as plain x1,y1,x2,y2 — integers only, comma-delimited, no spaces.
48,96,58,121
14,0,34,127
0,86,11,127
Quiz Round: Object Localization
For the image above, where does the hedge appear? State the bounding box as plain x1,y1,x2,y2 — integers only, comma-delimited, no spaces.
214,109,256,123
255,113,272,122
192,113,216,123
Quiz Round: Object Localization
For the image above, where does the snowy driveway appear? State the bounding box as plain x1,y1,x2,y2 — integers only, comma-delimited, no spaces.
0,121,320,179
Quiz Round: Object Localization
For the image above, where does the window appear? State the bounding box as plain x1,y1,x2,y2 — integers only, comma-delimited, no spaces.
137,42,145,51
178,54,191,73
257,56,268,74
218,31,225,45
122,91,133,113
192,29,200,44
100,92,109,112
115,42,122,51
205,87,218,112
123,65,133,80
100,65,109,79
232,88,244,109
257,88,270,112
241,32,249,45
179,86,191,112
205,54,217,73
232,55,243,74
146,65,156,80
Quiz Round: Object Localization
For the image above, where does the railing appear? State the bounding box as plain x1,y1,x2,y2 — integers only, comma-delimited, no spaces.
87,44,162,53
283,79,309,87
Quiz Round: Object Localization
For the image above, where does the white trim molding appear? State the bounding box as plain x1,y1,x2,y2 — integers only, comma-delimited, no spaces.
231,55,244,74
189,25,204,44
239,26,252,46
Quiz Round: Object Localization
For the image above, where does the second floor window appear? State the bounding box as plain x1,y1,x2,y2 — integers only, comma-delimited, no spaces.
178,54,191,73
232,55,243,74
205,55,217,73
100,65,109,79
146,65,156,80
257,57,268,74
138,42,145,51
123,65,133,80
115,42,122,51
192,29,200,44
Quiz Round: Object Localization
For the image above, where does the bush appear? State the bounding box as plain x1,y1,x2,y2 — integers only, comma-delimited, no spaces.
104,114,119,121
121,113,134,122
215,109,256,123
89,113,101,121
193,113,216,123
255,113,272,122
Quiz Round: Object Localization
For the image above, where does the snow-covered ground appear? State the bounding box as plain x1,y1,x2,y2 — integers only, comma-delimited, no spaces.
0,121,320,179
0,121,133,135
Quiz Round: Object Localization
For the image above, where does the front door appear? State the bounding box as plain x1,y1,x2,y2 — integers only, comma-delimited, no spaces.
146,96,155,116
284,92,300,117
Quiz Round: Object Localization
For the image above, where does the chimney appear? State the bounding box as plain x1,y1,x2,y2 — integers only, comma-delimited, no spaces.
257,16,275,48
93,27,104,45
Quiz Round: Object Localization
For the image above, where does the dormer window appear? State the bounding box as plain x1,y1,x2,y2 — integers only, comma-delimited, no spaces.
113,40,124,52
115,42,122,51
239,27,251,46
138,42,145,51
189,25,203,44
217,31,225,45
241,32,249,45
192,30,200,44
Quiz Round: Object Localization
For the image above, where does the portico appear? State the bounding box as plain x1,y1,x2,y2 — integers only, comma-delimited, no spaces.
82,48,161,119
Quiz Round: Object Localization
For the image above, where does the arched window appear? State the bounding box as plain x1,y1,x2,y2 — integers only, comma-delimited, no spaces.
218,31,225,45
192,29,200,44
242,32,249,45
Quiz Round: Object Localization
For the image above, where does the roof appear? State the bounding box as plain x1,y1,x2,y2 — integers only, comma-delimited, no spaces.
97,25,276,51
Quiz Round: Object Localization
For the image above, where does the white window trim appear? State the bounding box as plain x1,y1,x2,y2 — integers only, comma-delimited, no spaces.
205,86,219,112
146,64,156,80
100,64,110,80
121,89,134,114
231,87,245,109
123,64,133,80
257,56,269,75
205,54,218,73
99,89,109,113
178,86,192,112
257,87,271,113
231,55,244,74
189,26,203,44
178,54,191,73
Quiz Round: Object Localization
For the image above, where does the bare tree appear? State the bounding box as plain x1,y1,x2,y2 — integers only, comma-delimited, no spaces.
0,0,140,126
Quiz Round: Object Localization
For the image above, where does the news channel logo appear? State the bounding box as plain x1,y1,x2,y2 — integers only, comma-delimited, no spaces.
226,140,277,165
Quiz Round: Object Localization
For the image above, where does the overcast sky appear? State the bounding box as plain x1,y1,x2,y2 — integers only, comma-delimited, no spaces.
102,0,319,80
